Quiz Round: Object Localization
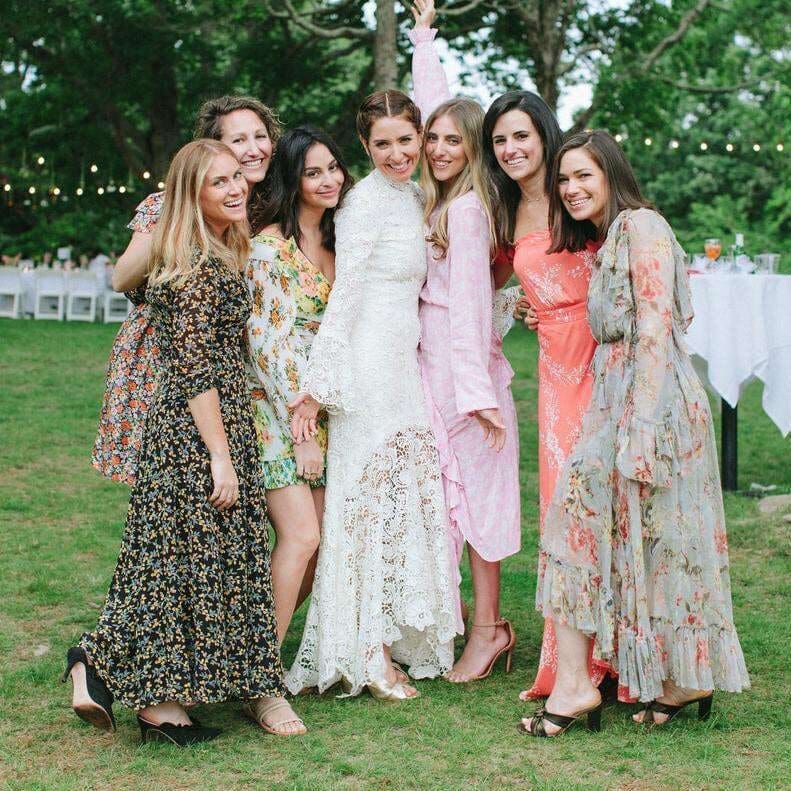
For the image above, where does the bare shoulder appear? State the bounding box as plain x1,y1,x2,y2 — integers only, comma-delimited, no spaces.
259,224,285,240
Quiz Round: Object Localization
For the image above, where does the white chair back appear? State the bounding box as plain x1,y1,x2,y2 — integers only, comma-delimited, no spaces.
34,269,65,320
0,266,22,318
66,271,101,322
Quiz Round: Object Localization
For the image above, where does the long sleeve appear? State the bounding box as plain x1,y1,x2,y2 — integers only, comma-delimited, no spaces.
246,242,308,430
447,196,499,414
170,259,219,401
492,285,521,340
616,211,676,487
409,27,451,122
303,186,380,413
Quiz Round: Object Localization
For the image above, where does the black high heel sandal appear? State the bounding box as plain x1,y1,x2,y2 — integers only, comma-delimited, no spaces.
61,646,116,732
638,693,714,725
137,716,222,746
518,701,604,737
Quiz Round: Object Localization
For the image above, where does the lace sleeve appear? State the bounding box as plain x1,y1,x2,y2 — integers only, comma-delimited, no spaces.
447,196,499,414
170,259,220,401
492,286,521,340
303,188,379,413
246,240,306,425
408,26,452,121
615,210,676,487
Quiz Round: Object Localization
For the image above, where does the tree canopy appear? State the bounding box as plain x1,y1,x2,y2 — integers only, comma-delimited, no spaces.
1,0,787,258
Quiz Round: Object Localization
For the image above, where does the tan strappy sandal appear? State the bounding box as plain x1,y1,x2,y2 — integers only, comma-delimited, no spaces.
242,697,307,736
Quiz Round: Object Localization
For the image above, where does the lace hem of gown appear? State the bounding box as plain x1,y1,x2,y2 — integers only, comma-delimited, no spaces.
537,552,751,701
285,425,459,696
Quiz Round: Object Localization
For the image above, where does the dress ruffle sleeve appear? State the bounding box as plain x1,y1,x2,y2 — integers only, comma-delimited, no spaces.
303,187,379,413
409,27,451,122
614,210,679,487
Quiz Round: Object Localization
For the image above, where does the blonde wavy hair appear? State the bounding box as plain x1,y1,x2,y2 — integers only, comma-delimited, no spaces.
420,98,498,257
148,139,251,287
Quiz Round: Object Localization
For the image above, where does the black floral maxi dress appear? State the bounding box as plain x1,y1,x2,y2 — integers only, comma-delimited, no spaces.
82,255,284,709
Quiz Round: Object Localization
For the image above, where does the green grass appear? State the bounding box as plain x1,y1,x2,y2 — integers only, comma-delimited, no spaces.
0,317,789,790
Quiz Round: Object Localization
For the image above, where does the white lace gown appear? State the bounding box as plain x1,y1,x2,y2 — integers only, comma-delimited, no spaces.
285,169,461,695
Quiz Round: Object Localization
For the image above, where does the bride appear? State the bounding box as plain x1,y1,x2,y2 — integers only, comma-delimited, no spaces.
285,89,461,700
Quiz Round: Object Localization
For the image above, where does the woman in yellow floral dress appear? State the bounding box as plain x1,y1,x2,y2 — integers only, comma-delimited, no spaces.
246,125,352,648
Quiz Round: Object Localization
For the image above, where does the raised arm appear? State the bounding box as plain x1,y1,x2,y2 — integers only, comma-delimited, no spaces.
409,0,451,122
616,210,677,488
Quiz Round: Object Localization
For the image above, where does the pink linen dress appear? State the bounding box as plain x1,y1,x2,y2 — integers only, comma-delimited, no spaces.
412,26,521,566
513,231,615,699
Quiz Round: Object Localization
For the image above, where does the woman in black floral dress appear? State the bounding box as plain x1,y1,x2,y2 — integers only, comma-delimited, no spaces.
64,139,284,745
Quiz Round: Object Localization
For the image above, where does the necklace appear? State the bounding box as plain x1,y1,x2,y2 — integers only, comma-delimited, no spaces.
522,193,545,204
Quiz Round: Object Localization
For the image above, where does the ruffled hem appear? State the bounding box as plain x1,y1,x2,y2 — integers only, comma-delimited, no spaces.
537,552,750,701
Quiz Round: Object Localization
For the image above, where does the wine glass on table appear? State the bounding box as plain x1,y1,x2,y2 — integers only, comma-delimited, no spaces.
704,238,721,272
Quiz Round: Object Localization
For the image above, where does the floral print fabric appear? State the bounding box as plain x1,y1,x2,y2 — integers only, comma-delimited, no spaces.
536,209,749,701
246,233,330,489
82,255,284,708
91,192,163,484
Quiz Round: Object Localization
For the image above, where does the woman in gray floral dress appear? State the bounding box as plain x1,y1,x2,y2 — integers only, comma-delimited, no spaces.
521,131,749,737
65,140,284,746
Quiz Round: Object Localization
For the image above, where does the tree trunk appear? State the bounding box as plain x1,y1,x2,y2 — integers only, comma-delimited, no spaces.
373,0,397,89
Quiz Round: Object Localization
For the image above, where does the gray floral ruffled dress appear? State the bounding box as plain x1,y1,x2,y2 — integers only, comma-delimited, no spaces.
82,255,284,709
537,208,749,702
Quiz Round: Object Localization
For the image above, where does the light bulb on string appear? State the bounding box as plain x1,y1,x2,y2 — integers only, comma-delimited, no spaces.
52,187,61,196
644,137,652,146
142,170,151,179
726,143,734,152
97,187,105,195
753,144,761,152
37,156,45,165
157,181,165,189
3,184,10,192
700,142,708,151
670,140,679,149
119,185,127,194
777,143,784,152
28,186,36,194
76,187,84,196
615,134,624,143
90,164,98,173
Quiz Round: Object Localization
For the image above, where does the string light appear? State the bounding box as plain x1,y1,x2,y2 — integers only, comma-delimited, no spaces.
28,186,36,194
142,170,151,179
644,137,652,146
615,134,624,143
726,143,734,152
700,142,708,151
3,184,10,192
37,156,45,165
777,143,784,152
157,181,165,189
753,143,761,151
119,185,127,193
52,187,61,196
670,140,679,149
90,163,98,173
76,187,84,196
97,186,105,195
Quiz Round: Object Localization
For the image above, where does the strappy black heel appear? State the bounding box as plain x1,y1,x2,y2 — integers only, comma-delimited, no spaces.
519,701,604,737
638,693,714,724
137,716,222,746
62,646,116,732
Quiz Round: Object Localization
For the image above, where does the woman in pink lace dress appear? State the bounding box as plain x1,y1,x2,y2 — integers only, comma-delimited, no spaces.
521,131,748,737
481,68,614,702
409,2,520,683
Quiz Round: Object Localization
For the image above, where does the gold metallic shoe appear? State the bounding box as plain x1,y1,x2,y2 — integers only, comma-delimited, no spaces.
367,677,420,702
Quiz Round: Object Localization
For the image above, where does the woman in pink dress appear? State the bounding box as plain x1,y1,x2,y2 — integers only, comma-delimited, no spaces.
482,79,615,699
409,2,520,682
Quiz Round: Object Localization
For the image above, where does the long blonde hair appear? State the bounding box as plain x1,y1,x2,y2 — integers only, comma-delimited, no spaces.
148,139,251,287
420,98,498,257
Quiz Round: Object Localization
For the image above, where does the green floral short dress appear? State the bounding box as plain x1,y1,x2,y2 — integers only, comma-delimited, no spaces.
246,233,330,490
82,254,284,709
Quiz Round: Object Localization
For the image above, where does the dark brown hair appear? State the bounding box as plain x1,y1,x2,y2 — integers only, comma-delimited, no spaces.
355,90,421,141
250,125,353,250
548,130,654,253
193,95,282,145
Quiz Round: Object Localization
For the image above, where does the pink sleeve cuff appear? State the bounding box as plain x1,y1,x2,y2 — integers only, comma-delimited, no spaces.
408,27,437,45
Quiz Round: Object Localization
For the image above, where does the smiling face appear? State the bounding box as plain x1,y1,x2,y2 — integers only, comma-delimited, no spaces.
300,142,346,211
491,109,545,185
424,113,467,184
218,109,273,185
363,115,421,182
199,151,248,236
558,147,609,231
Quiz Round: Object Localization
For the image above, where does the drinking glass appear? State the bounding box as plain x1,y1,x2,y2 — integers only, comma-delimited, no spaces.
704,238,721,260
755,254,780,274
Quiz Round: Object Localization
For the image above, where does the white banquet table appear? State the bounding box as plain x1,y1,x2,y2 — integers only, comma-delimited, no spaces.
686,273,791,489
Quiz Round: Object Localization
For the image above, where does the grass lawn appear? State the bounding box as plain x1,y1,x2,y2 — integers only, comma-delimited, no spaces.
0,317,789,790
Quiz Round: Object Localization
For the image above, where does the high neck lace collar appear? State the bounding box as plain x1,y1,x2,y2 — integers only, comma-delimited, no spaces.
372,167,412,192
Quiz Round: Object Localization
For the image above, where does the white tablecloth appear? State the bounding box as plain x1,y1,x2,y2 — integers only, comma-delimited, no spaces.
686,273,791,436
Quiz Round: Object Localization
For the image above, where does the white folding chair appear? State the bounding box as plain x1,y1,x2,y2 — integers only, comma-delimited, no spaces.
33,270,65,320
0,266,22,318
66,271,100,321
103,290,131,322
